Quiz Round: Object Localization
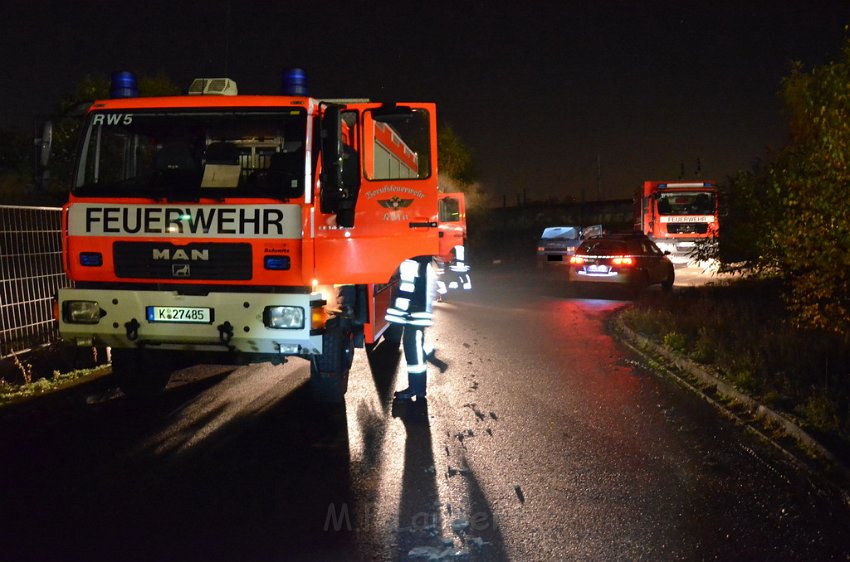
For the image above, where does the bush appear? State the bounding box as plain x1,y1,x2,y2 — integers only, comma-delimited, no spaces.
799,393,842,434
620,278,850,448
662,331,688,354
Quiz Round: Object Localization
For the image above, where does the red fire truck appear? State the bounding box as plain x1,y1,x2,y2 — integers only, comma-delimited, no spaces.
46,70,440,401
633,180,719,265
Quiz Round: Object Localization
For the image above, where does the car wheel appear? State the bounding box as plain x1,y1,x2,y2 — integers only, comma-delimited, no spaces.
631,271,650,299
661,266,675,292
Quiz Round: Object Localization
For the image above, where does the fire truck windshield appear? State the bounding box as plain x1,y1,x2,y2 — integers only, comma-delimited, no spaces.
656,191,715,216
73,109,308,200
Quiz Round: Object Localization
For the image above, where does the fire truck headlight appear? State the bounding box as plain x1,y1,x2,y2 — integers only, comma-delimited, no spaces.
64,301,103,324
263,306,305,329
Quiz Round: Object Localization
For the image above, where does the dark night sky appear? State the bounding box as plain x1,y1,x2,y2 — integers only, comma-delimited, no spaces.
2,1,849,203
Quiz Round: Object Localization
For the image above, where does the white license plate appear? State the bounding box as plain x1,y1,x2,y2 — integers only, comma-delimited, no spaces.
587,264,609,273
146,306,212,323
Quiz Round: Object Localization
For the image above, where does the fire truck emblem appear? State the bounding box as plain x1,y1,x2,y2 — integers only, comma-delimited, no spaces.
377,196,413,221
172,264,191,277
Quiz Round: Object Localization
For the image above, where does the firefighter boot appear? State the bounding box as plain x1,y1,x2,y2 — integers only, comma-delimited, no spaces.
394,372,427,401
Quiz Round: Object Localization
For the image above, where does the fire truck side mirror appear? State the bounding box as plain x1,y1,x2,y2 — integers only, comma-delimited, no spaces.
33,120,53,192
320,104,344,213
37,121,53,167
320,105,361,227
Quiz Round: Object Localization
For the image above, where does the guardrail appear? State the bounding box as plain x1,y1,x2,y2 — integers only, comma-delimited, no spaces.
0,205,72,359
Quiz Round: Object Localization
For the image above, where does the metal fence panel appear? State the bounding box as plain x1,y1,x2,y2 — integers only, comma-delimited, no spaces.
0,205,72,359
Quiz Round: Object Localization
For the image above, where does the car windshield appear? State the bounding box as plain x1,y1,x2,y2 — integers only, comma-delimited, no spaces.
541,227,579,240
656,191,715,215
74,109,308,200
579,239,629,255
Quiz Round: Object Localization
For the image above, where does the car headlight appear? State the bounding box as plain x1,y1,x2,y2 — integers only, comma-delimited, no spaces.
64,301,103,324
263,306,305,329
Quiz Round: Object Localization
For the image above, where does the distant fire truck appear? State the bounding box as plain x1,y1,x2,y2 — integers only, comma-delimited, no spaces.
633,180,719,265
45,70,440,401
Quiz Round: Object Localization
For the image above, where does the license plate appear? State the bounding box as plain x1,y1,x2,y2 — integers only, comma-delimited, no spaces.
146,306,212,323
587,264,609,273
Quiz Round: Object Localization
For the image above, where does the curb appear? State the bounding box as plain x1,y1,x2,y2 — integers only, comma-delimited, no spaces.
611,315,850,504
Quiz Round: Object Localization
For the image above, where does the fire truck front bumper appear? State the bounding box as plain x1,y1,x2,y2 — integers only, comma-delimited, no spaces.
653,239,705,265
57,288,326,356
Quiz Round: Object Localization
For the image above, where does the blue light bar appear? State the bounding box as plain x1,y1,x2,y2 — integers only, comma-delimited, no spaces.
264,255,291,270
281,68,308,96
80,252,103,266
110,71,139,98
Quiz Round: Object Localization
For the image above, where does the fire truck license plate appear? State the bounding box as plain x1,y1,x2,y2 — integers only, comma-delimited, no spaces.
146,306,212,323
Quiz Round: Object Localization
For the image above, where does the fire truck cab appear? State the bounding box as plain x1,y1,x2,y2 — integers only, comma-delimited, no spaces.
633,180,719,266
49,70,440,402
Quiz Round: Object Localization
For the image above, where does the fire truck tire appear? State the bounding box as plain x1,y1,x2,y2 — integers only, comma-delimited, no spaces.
111,348,173,398
310,325,354,403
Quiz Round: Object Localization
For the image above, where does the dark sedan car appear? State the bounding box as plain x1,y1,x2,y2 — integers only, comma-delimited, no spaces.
567,233,675,294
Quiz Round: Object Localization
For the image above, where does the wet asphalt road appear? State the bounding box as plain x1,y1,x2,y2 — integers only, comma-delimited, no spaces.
2,265,849,561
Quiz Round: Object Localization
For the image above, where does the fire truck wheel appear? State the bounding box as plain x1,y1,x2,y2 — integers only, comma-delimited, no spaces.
310,325,354,403
111,348,173,398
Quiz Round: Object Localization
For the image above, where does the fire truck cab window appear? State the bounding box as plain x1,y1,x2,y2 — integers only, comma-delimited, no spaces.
439,196,461,222
364,108,431,181
656,192,715,216
74,109,308,200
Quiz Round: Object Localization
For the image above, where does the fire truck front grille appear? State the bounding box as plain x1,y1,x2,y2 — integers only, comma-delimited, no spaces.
113,242,252,280
667,223,709,234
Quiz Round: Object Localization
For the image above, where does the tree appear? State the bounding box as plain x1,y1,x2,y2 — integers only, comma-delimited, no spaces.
0,129,32,202
724,38,850,333
437,123,488,208
438,124,476,186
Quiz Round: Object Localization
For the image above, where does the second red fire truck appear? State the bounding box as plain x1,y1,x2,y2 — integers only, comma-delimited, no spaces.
633,180,719,265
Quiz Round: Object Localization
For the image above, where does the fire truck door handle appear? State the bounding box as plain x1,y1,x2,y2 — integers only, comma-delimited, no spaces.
409,221,438,228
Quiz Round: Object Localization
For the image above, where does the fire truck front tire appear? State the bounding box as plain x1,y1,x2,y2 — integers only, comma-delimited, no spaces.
310,323,354,403
111,348,174,398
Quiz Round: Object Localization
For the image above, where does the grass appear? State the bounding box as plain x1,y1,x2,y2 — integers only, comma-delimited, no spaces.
0,364,110,406
0,345,109,406
619,277,850,452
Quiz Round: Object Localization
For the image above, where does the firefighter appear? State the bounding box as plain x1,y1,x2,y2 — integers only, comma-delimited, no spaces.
386,256,436,401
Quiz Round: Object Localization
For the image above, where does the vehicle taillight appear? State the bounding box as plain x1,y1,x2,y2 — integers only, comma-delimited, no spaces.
569,256,584,265
612,256,634,265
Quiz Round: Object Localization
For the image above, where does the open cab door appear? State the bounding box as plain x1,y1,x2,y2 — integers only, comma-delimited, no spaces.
315,102,439,284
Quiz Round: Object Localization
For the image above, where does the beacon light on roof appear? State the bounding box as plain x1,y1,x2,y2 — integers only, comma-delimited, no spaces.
282,68,308,96
188,78,238,96
110,71,139,98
